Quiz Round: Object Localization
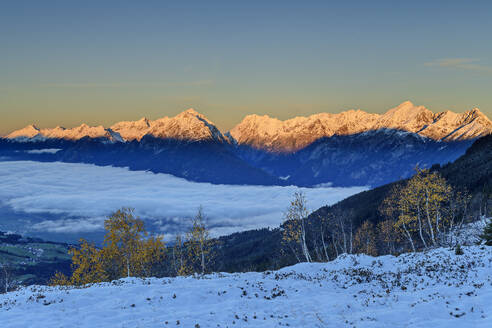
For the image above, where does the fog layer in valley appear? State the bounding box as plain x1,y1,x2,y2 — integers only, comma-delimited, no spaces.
0,161,366,243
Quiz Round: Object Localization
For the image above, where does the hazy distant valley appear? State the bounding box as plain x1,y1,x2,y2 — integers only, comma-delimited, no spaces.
0,160,365,243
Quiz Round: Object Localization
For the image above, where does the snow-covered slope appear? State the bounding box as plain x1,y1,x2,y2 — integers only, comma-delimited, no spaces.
1,246,490,327
230,101,492,152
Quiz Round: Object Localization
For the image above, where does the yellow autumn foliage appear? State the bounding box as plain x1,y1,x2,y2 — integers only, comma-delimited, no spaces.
50,208,166,286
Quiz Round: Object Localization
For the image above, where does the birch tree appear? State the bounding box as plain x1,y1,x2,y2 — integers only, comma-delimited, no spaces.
51,207,167,285
326,208,355,256
186,206,215,275
0,263,15,293
282,191,312,262
380,184,416,252
353,221,377,256
104,208,146,278
381,169,455,251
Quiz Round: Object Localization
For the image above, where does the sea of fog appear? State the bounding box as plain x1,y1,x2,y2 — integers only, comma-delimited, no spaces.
0,161,367,243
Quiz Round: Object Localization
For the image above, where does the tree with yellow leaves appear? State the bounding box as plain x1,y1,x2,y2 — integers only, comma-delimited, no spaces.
381,168,455,251
380,184,416,252
172,233,192,276
414,169,452,246
353,220,377,256
50,239,107,286
103,207,147,278
50,207,166,285
282,191,311,263
403,169,453,248
377,219,399,255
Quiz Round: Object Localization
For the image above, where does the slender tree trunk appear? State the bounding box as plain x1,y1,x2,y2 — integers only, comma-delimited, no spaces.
300,222,311,262
331,233,339,258
435,206,441,235
339,218,347,254
460,202,468,228
349,221,353,254
313,240,321,262
402,222,416,252
417,207,428,249
424,192,437,246
200,243,205,274
289,243,301,263
321,229,329,261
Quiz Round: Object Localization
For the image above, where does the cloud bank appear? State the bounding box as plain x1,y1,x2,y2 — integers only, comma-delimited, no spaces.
0,161,366,239
424,58,492,73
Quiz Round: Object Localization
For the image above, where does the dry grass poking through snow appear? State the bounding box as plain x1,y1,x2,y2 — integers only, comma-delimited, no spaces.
1,246,491,327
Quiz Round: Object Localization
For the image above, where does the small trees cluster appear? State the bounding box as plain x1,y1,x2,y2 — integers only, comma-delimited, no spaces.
353,221,377,256
51,208,167,286
172,206,216,276
52,207,216,286
282,192,378,262
377,219,399,255
281,168,473,262
380,168,470,252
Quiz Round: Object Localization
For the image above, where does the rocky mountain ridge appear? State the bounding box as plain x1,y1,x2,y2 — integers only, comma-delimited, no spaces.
6,108,226,144
230,101,492,152
5,102,492,153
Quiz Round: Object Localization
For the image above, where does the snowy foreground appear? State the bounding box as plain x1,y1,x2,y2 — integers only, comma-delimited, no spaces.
1,246,491,328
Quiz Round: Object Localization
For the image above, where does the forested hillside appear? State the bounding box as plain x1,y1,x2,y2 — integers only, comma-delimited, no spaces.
213,133,492,272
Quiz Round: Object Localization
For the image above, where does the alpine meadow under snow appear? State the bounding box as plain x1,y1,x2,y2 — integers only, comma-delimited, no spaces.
1,245,490,327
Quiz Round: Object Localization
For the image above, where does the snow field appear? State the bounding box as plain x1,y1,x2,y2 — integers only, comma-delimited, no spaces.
1,246,491,327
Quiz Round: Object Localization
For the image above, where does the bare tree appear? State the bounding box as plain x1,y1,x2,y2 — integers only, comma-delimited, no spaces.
186,206,215,274
313,214,330,261
326,207,355,256
0,262,15,293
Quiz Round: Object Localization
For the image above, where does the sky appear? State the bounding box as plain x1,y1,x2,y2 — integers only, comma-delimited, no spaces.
1,0,492,135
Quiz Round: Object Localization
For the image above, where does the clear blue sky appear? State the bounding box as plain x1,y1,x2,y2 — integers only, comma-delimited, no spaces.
1,0,491,134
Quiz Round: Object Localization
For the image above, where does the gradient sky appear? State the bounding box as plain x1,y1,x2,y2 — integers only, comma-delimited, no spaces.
1,0,492,135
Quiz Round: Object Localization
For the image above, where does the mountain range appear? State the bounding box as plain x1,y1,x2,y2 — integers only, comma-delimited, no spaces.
6,101,492,147
230,101,491,152
2,101,491,187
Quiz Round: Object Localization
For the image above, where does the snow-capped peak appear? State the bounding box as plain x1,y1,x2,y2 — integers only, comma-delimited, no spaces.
4,109,225,143
374,101,435,133
4,102,491,147
229,101,492,152
177,108,201,117
6,123,123,143
6,124,41,139
109,108,226,142
145,108,226,142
